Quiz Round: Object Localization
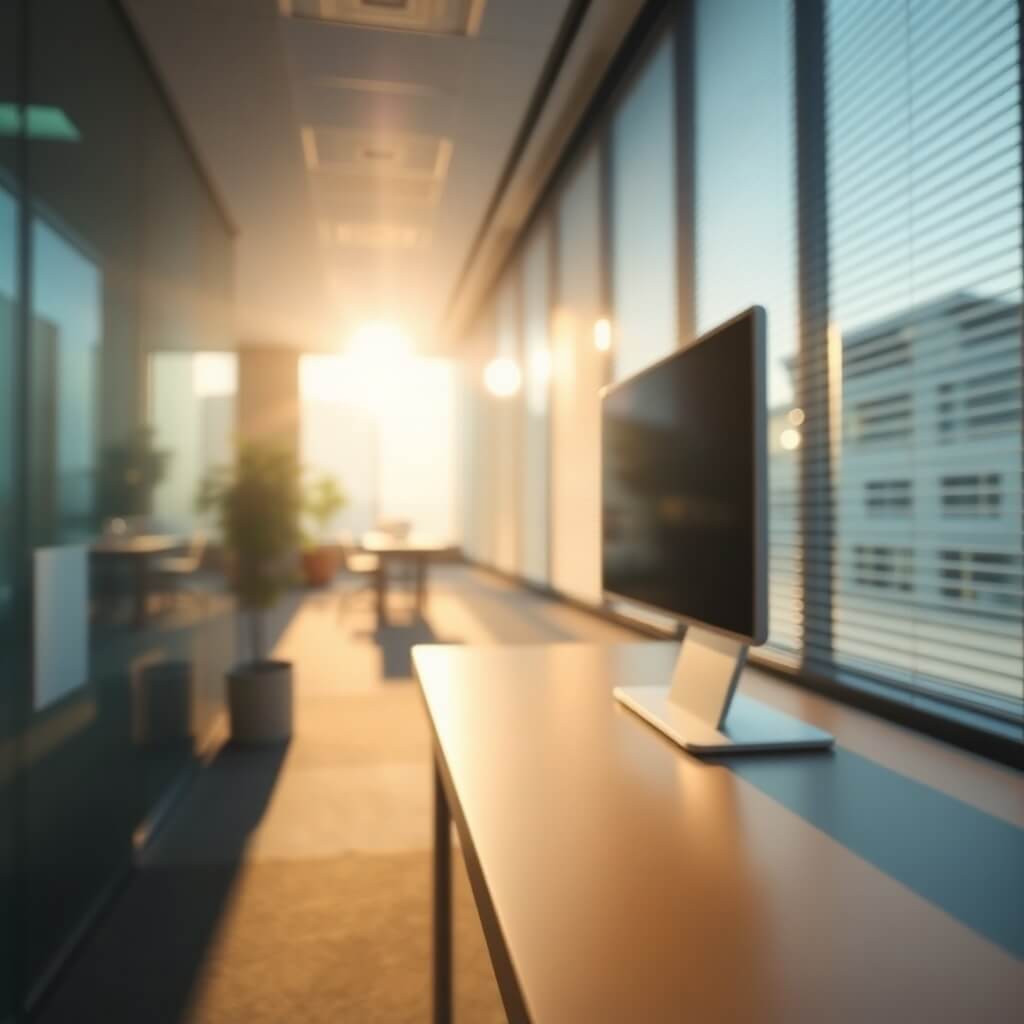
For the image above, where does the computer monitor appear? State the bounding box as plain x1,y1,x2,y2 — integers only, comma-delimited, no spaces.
602,307,832,755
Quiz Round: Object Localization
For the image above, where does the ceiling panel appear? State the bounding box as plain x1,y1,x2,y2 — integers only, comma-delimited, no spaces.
126,0,575,350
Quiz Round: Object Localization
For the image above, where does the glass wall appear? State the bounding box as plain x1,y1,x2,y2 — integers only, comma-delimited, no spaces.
520,224,552,584
824,0,1023,712
494,272,522,574
300,354,459,543
457,0,1023,747
694,0,801,657
552,148,606,604
0,1,237,1013
0,3,21,1016
610,32,677,382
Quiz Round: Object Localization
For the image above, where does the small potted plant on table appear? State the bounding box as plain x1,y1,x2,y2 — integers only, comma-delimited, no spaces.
198,443,302,744
302,474,347,587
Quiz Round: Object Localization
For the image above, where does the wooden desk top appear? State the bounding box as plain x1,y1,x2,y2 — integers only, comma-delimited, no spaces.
414,642,1023,1023
361,532,450,555
90,534,180,556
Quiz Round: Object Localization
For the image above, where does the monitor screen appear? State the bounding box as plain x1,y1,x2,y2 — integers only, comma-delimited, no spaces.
601,307,766,643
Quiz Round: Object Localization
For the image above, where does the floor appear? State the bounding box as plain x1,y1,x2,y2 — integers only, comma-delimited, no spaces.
37,565,637,1023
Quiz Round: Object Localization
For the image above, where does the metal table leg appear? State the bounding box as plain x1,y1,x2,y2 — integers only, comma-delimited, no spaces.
376,558,388,628
416,556,427,617
434,759,452,1024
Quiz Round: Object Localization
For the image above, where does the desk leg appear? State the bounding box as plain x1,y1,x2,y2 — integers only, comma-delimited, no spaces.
134,556,149,630
416,558,427,617
433,759,452,1024
376,559,388,628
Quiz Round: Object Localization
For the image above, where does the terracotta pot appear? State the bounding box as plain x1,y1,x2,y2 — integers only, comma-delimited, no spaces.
228,660,293,744
302,545,338,587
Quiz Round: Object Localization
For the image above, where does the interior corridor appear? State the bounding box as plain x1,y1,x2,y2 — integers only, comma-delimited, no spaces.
35,566,637,1024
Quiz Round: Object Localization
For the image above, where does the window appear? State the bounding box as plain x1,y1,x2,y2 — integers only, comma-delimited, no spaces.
695,0,801,657
826,0,1023,717
846,393,913,445
941,474,1002,518
550,149,605,605
458,0,1024,743
609,33,677,381
853,545,914,592
865,480,913,517
520,225,551,584
939,549,1022,612
937,370,1022,442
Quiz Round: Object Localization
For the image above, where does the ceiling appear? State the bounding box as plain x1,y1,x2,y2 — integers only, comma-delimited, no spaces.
124,0,576,352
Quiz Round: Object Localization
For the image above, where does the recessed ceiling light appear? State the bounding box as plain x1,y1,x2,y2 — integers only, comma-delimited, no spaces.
279,0,487,37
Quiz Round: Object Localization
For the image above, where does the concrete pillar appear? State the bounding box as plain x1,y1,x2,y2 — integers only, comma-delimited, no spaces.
237,347,300,456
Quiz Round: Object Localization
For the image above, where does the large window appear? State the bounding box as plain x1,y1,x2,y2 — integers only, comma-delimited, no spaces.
825,0,1023,716
551,149,605,604
695,0,801,658
458,0,1024,744
520,224,551,584
610,33,677,382
300,353,458,543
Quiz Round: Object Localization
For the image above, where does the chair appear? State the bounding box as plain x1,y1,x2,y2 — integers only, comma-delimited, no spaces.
336,530,379,616
154,530,208,611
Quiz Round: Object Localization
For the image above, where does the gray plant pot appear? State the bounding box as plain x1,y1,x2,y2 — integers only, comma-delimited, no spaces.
227,659,293,744
137,660,194,747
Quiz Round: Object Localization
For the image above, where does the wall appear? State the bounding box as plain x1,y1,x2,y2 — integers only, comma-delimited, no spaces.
0,1,236,1016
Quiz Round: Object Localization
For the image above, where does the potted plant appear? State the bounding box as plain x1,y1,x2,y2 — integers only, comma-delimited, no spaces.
98,425,171,523
198,442,302,744
301,474,347,587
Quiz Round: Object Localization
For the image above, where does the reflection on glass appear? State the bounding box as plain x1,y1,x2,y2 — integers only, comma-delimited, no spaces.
0,183,16,618
826,0,1023,711
610,33,677,381
31,216,101,542
493,273,522,573
149,351,236,534
552,148,604,603
695,0,800,656
521,225,551,583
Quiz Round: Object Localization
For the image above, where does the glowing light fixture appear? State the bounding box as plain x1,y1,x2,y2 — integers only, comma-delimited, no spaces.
788,407,805,426
593,317,612,352
484,357,521,398
530,348,552,382
349,320,411,361
780,427,802,451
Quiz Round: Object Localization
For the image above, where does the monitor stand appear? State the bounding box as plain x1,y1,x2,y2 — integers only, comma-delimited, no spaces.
613,627,834,755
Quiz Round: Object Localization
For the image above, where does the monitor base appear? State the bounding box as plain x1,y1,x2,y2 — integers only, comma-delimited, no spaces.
613,685,834,755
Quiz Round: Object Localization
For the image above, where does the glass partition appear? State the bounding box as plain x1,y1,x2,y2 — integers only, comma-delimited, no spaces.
0,3,21,1015
695,0,801,657
2,0,239,1004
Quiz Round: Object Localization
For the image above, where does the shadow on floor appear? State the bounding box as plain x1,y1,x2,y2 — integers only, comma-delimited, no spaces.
357,615,462,680
34,743,288,1024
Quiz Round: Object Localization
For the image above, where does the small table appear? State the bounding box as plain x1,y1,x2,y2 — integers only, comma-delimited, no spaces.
90,534,180,629
414,642,1023,1023
360,533,449,627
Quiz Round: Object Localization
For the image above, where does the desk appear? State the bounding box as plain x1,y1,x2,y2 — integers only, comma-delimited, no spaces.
361,533,449,626
414,642,1023,1024
90,534,179,629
